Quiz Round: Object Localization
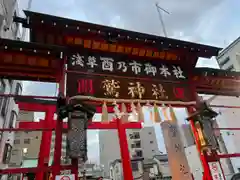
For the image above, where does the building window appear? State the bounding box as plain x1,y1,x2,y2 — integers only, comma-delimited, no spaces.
131,141,141,148
136,150,143,157
115,166,119,173
1,97,9,117
150,141,153,144
9,110,17,128
219,57,230,67
15,83,22,95
0,79,6,92
0,79,6,108
130,132,140,139
226,65,235,71
14,139,20,144
148,132,152,135
131,162,139,171
24,138,31,144
135,141,141,148
2,143,12,164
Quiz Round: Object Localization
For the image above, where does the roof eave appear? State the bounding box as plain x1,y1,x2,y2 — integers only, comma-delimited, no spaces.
23,10,222,58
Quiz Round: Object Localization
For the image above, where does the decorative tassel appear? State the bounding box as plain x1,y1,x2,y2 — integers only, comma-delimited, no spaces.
101,102,109,123
137,102,144,122
169,106,177,123
121,103,128,123
150,109,153,122
153,103,162,123
130,102,138,122
113,101,121,119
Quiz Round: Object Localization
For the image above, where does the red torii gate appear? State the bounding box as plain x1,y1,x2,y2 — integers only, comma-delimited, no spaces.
17,100,142,180
0,10,240,180
1,93,142,180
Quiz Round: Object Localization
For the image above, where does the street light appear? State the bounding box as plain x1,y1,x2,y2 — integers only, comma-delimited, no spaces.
187,100,219,150
56,93,96,163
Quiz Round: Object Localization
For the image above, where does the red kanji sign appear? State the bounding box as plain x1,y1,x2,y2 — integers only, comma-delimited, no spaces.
211,163,218,172
55,175,74,180
60,176,71,180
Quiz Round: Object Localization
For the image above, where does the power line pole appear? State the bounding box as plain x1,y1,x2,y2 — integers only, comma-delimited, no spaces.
155,2,170,37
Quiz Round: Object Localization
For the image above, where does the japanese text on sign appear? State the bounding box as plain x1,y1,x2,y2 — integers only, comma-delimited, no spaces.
66,74,193,102
209,162,224,180
68,52,187,81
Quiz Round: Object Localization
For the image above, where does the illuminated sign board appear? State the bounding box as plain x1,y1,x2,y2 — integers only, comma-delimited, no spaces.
65,36,178,61
32,31,179,61
66,48,193,102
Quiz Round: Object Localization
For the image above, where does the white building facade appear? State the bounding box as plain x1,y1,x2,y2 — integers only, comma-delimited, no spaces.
210,96,240,177
109,155,171,180
0,80,22,176
0,1,23,179
214,37,240,178
216,37,240,71
99,126,161,178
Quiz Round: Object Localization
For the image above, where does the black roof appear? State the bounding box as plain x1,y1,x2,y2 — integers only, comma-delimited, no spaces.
22,10,222,59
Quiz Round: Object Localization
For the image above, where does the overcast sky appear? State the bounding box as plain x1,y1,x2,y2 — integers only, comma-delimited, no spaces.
19,0,240,163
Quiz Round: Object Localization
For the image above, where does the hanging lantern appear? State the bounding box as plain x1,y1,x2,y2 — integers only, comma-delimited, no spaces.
195,121,207,147
67,111,88,162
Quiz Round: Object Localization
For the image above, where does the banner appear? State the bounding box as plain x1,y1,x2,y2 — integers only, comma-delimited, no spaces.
161,121,192,180
66,73,194,103
67,49,188,81
209,162,224,180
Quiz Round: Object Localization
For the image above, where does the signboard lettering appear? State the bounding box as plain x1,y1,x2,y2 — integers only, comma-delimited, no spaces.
67,74,193,102
77,79,94,94
55,174,74,180
209,162,224,180
68,51,188,81
161,121,192,180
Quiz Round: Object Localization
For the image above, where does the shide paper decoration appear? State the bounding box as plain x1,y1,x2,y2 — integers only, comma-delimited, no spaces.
101,101,109,123
153,103,162,123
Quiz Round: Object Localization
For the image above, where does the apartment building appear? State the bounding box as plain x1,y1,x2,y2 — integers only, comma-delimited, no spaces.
0,0,21,40
99,126,161,178
216,36,240,71
0,80,22,174
109,154,171,180
10,111,42,168
214,37,240,178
